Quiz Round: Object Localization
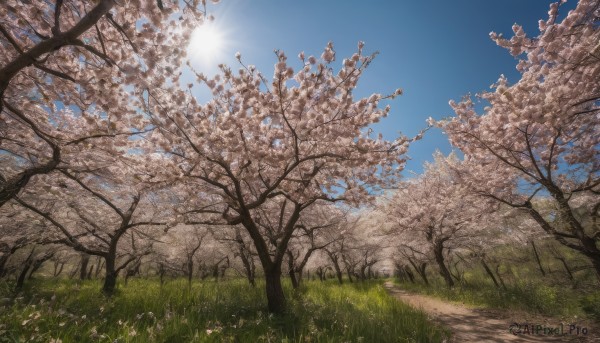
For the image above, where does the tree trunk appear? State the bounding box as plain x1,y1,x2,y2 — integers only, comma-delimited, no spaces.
187,260,193,287
297,266,305,285
330,257,343,285
408,257,429,286
80,254,90,280
481,259,499,288
68,261,80,279
404,266,415,283
95,258,104,278
158,263,166,286
289,268,299,289
526,199,600,281
0,250,15,278
495,264,507,290
15,258,33,291
555,256,574,281
102,256,117,295
346,268,354,283
28,253,53,280
54,262,65,277
530,240,546,276
15,248,36,291
286,250,299,289
0,255,9,278
265,269,286,314
239,248,255,287
433,242,454,288
87,265,94,280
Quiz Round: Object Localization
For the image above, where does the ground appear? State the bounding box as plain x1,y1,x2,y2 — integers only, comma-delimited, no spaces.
384,281,598,343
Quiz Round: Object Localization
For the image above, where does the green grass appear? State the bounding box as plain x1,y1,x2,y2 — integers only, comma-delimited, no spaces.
0,278,448,342
393,241,600,321
394,274,600,320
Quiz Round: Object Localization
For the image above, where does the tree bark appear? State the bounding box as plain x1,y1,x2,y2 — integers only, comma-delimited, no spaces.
186,260,194,286
525,198,600,281
87,264,94,280
239,246,256,287
530,240,546,276
407,257,429,286
287,251,299,289
95,258,104,278
15,258,34,291
27,252,53,280
346,267,354,283
495,264,507,290
404,266,415,283
265,269,286,314
102,256,117,295
556,256,574,281
0,255,9,278
433,241,454,288
53,262,65,277
481,259,500,288
329,255,343,284
80,254,90,280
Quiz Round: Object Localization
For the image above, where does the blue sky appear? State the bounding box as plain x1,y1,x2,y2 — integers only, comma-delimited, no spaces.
186,0,576,175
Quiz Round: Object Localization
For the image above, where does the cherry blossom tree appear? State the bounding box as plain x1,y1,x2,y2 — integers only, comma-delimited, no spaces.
13,154,171,294
285,203,346,288
0,0,211,207
386,152,496,287
319,209,389,283
149,42,412,313
0,203,47,278
213,226,259,286
156,225,212,286
441,0,600,278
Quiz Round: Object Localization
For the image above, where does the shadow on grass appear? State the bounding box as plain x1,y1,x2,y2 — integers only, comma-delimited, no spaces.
0,278,449,342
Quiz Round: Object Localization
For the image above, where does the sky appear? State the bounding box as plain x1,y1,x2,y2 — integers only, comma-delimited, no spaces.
185,0,577,175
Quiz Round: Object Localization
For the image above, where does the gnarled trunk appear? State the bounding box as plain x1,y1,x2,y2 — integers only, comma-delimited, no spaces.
433,241,454,288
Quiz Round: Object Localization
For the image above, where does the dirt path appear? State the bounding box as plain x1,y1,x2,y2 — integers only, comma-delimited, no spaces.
384,281,596,342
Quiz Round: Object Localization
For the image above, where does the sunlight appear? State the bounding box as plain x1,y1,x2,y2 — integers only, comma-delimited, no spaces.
187,22,226,66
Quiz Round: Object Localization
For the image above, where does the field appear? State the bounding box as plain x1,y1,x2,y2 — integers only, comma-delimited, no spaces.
0,278,449,343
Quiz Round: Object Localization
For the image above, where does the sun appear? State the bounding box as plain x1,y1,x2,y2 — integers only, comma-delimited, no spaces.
187,22,226,66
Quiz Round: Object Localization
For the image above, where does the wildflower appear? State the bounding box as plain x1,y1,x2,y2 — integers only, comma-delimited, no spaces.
90,326,98,339
206,329,213,335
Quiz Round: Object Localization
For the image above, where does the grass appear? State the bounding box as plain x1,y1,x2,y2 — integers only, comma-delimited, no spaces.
394,270,600,320
393,242,600,321
0,278,449,343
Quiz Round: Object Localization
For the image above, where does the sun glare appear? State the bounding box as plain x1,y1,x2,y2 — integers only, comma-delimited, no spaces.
187,23,226,66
